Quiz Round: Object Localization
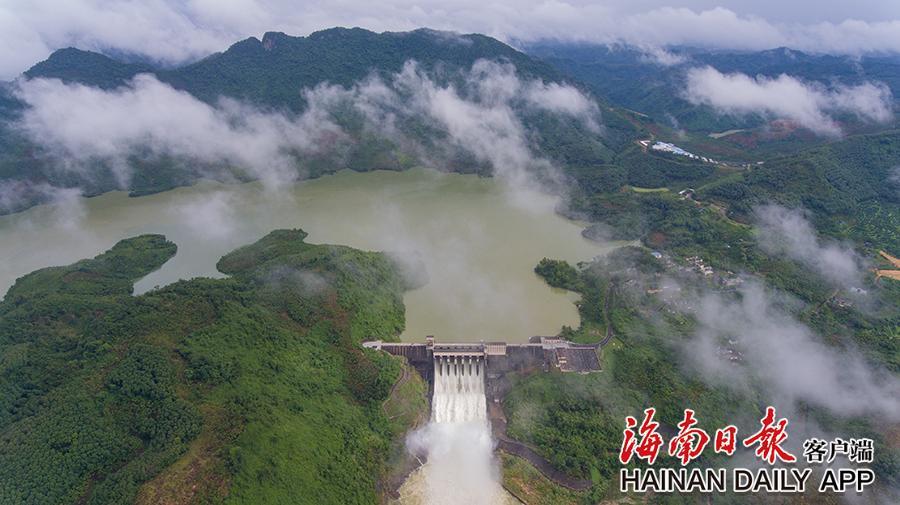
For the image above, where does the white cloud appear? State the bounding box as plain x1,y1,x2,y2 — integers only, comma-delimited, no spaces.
0,181,85,228
333,59,597,202
523,81,600,130
890,165,900,190
637,45,688,67
14,74,342,187
13,59,598,205
684,66,894,135
688,282,900,420
1,2,900,80
755,205,866,289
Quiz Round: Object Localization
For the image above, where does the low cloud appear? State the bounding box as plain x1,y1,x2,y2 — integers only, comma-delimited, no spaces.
0,180,85,227
688,281,900,420
522,81,600,129
684,66,893,135
602,236,898,421
637,45,688,67
754,204,866,289
172,191,240,241
890,166,900,191
14,74,342,188
13,59,598,204
3,3,900,80
261,265,331,297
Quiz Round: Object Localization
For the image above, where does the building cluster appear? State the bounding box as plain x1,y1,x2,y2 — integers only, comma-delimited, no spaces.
716,338,744,363
638,139,761,168
830,287,868,309
682,255,745,289
685,256,714,276
640,140,721,165
640,251,746,304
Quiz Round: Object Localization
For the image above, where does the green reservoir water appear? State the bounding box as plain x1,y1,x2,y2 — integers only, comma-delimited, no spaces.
0,169,613,342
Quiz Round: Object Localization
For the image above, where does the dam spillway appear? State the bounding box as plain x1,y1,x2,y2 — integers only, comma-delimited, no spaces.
432,355,486,423
398,342,516,505
381,336,598,503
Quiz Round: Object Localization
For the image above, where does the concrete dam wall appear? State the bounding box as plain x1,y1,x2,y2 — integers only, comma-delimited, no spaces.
364,335,601,382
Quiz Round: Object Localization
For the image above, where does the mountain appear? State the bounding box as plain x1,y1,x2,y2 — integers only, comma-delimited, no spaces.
164,27,568,110
1,27,638,214
524,42,900,148
5,29,900,241
24,47,156,89
26,28,568,110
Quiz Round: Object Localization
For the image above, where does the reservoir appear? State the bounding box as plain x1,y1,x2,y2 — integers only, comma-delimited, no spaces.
0,168,611,342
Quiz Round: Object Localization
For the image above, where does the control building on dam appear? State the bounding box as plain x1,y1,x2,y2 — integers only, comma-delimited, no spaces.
363,335,601,388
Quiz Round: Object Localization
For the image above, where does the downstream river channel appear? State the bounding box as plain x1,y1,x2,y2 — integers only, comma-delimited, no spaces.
0,168,613,342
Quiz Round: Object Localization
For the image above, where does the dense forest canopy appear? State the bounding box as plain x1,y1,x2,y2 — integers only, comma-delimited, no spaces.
0,230,424,505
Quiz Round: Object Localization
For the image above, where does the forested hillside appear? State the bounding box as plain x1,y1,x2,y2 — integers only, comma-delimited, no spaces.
26,28,565,110
0,28,639,214
700,130,900,250
515,246,900,502
525,43,900,135
0,230,426,505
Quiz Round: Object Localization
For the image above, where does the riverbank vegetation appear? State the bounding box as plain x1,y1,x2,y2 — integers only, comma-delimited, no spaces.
0,230,427,505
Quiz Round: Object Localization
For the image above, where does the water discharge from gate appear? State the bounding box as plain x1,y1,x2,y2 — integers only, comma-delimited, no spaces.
397,357,517,504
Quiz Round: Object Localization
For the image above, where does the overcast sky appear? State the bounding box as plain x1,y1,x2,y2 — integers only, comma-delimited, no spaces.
1,0,900,80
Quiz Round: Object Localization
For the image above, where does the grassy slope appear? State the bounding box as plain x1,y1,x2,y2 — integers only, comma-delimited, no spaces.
500,454,586,505
0,229,427,505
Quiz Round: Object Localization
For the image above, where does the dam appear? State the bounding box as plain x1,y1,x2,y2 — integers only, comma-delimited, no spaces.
363,335,602,384
381,336,601,503
365,335,601,412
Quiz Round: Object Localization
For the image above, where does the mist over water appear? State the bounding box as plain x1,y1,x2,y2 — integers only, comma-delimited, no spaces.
0,168,613,342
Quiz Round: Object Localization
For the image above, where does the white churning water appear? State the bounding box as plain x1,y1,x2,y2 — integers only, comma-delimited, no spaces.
396,356,517,505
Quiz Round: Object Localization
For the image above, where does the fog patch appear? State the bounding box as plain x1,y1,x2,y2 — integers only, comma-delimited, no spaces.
261,265,330,297
687,281,900,420
13,74,343,188
638,45,687,67
172,190,240,241
12,59,599,213
581,222,617,243
387,250,430,291
890,166,900,193
684,66,894,136
365,197,526,327
599,246,899,422
664,112,687,140
0,181,85,229
755,204,866,290
297,59,600,203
